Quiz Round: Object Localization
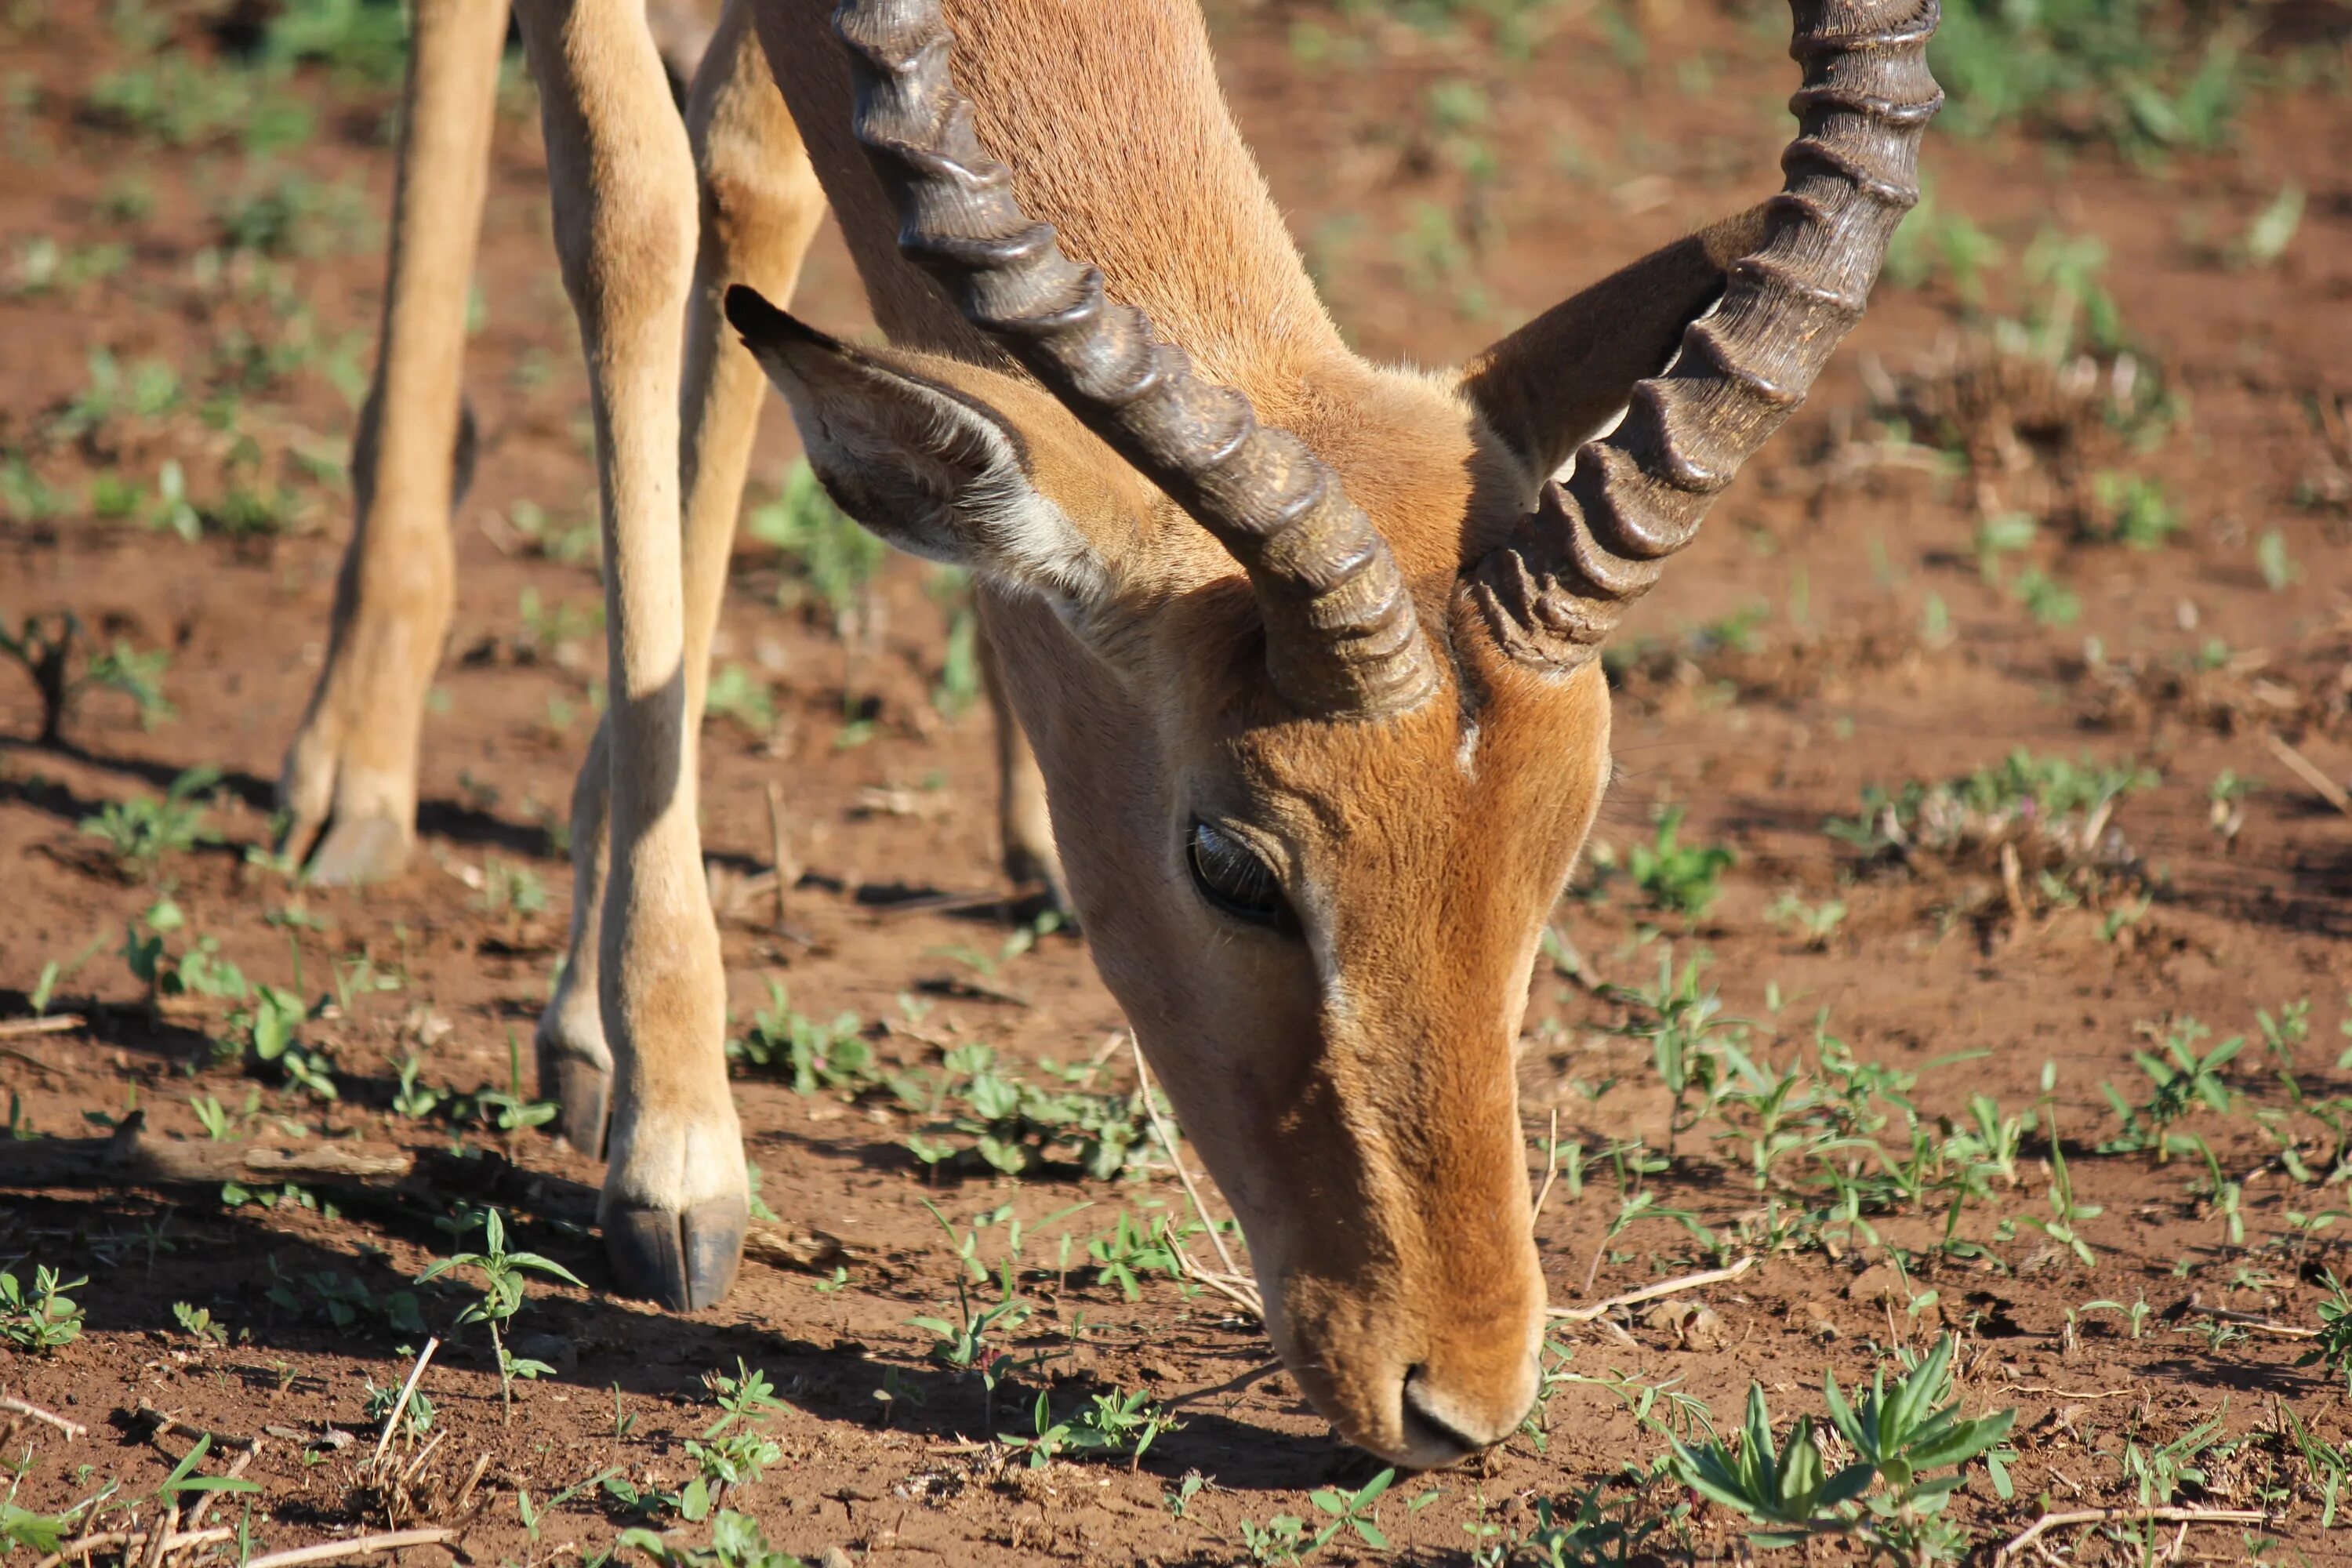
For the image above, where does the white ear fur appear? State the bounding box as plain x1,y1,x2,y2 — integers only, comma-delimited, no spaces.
724,287,1108,605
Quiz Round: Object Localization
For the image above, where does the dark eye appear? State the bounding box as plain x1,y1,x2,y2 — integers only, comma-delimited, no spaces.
1186,820,1288,928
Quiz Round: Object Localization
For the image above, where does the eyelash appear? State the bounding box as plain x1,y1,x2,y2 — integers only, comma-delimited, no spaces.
1185,820,1290,931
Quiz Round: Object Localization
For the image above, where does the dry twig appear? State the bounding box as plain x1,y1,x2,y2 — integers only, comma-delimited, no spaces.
0,1014,82,1039
1548,1257,1757,1323
2263,731,2351,816
0,1392,87,1439
1993,1507,2269,1565
183,1450,253,1534
1131,1038,1262,1319
134,1400,263,1454
368,1338,439,1472
32,1526,234,1568
241,1529,458,1568
1530,1108,1563,1223
2183,1299,2320,1338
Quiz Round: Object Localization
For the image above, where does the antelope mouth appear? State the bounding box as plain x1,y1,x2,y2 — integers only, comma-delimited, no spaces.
1396,1364,1498,1468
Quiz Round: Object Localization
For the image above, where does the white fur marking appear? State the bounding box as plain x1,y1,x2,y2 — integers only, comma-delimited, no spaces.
1454,720,1481,780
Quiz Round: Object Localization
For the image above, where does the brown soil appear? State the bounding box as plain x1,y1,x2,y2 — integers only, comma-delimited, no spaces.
4,4,2352,1566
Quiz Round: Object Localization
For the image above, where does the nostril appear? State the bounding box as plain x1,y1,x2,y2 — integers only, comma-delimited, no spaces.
1399,1365,1488,1462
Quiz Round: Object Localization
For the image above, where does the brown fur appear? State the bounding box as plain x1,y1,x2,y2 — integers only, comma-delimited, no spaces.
728,0,1740,1463
317,0,1773,1463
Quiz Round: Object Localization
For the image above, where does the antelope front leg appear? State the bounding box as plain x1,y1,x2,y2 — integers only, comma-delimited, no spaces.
535,0,827,1157
514,0,744,1311
279,0,506,884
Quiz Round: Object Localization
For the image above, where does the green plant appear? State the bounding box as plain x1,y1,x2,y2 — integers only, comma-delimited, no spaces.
158,1436,261,1507
1003,1386,1179,1468
1086,1209,1189,1301
2024,1116,2101,1267
729,982,877,1096
78,767,220,880
1626,804,1733,920
746,459,887,638
1671,1336,2013,1553
0,1266,86,1352
2281,1403,2346,1528
1766,891,1848,949
1932,0,2249,159
617,1509,808,1568
363,1377,434,1442
1237,1468,1397,1563
2086,470,2182,549
2256,528,2300,592
1828,750,2155,877
171,1301,231,1346
898,1043,1157,1180
2100,1016,2243,1160
702,662,775,735
1607,948,1742,1156
475,856,549,918
413,1208,584,1414
612,1362,795,1521
2298,1270,2352,1397
457,1033,558,1135
2078,1294,2152,1340
2233,181,2304,270
2,612,173,746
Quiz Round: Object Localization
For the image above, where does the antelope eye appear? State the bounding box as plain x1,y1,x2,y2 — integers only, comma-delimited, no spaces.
1185,819,1288,929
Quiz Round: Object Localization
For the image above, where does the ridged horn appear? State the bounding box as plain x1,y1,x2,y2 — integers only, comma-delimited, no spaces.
832,0,1438,718
1465,0,1943,670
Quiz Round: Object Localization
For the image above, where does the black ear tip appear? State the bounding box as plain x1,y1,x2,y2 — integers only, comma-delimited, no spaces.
724,284,831,349
722,282,782,334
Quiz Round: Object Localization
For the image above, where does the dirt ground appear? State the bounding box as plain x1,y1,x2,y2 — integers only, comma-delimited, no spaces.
4,2,2352,1564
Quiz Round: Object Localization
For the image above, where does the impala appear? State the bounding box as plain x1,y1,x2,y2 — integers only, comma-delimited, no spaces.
292,0,1937,1466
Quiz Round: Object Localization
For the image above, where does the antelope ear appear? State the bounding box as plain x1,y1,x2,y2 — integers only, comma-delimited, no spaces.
1459,202,1772,488
725,285,1125,603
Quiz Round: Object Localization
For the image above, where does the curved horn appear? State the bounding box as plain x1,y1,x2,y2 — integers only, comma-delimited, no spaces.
1466,0,1943,670
833,0,1437,718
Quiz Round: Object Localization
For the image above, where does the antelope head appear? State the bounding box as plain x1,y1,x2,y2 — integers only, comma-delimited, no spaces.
731,0,1940,1467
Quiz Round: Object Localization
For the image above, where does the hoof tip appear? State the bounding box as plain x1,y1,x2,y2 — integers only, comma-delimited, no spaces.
305,815,412,887
607,1196,747,1313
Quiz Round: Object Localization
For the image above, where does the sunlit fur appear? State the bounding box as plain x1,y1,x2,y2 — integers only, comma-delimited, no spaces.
720,0,1709,1463
424,0,1754,1457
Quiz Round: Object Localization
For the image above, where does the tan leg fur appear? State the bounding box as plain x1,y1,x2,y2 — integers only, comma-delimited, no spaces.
535,0,827,1166
278,0,508,884
511,0,745,1311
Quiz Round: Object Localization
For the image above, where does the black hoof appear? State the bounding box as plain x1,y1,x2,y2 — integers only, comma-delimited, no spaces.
536,1040,612,1157
606,1196,747,1312
306,815,411,887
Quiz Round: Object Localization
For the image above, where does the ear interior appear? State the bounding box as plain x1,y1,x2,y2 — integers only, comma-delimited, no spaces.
725,285,1120,604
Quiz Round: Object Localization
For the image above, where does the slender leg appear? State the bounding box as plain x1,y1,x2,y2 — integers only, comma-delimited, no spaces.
512,0,742,1311
535,0,827,1157
279,0,509,884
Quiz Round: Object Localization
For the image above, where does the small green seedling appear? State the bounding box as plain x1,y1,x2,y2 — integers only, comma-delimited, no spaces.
1628,804,1734,920
78,766,221,880
1671,1336,2012,1553
172,1301,231,1346
616,1508,808,1568
0,1266,86,1352
1003,1387,1179,1468
414,1208,584,1415
2297,1270,2352,1397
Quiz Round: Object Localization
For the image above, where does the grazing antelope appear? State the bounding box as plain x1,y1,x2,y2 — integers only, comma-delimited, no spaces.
307,0,1937,1467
